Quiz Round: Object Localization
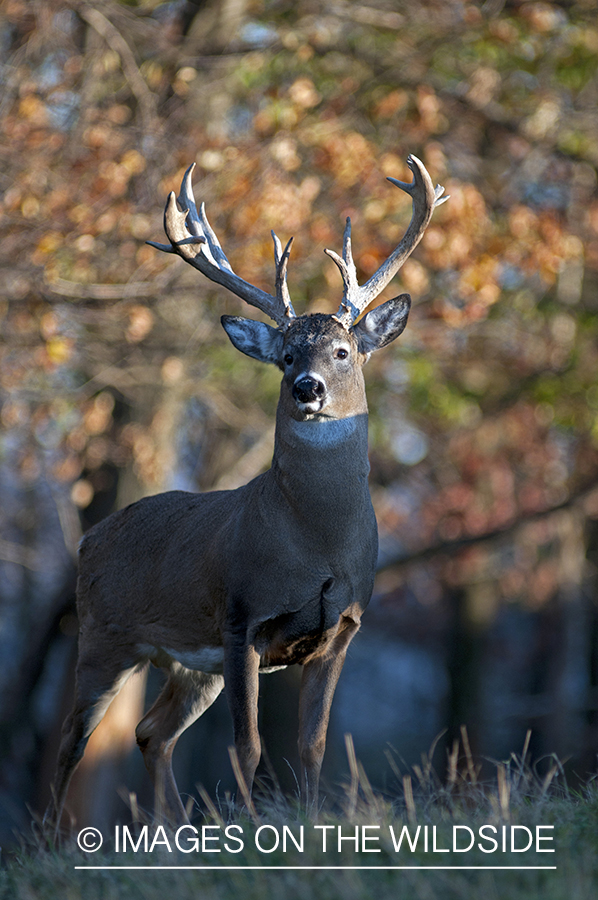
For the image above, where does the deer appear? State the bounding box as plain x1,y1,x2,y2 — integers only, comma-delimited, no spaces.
47,154,447,831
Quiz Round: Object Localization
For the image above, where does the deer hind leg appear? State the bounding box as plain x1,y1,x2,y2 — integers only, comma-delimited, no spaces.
46,642,139,836
135,665,224,826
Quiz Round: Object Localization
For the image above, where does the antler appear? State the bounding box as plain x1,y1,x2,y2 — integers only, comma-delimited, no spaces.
327,155,448,326
147,164,296,327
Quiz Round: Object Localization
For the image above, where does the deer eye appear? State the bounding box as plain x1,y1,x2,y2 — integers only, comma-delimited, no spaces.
335,348,349,360
284,353,294,366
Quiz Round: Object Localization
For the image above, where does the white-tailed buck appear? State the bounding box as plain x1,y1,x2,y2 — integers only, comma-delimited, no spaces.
48,155,446,828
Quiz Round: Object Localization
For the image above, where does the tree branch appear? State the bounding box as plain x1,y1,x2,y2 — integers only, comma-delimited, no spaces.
76,2,158,136
378,480,598,573
42,269,178,302
0,539,44,571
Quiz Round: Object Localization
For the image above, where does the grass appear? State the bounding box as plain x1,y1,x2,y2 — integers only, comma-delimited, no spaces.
2,733,598,900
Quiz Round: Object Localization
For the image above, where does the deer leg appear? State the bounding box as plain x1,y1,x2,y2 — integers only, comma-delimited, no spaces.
223,637,261,798
297,616,360,815
46,643,138,836
135,666,224,826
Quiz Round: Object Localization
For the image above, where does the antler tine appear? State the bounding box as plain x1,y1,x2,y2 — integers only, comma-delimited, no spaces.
331,155,448,326
271,231,297,320
147,163,296,327
324,217,362,323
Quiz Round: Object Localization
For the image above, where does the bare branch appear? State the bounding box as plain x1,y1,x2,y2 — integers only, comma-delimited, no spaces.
330,1,405,29
0,539,44,571
42,269,178,302
77,2,158,135
377,479,598,574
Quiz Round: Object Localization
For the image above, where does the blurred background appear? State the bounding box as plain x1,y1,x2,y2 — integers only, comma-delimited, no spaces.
1,0,598,845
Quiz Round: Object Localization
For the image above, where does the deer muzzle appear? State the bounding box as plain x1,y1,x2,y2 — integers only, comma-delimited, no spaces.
292,375,326,412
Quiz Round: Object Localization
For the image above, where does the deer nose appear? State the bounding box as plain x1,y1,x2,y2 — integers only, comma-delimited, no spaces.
293,376,325,404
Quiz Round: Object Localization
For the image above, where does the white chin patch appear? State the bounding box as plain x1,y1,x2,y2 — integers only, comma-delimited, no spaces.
296,399,323,414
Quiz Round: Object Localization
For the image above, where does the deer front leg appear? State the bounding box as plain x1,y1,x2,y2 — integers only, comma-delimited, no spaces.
223,635,261,797
298,615,360,816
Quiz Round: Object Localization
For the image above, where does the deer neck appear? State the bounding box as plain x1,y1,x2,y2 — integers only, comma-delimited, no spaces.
270,403,372,521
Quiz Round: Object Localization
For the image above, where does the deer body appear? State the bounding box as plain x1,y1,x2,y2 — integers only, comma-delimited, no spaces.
48,156,447,829
79,376,376,674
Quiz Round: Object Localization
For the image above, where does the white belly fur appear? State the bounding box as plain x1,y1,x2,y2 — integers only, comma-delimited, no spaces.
138,644,285,675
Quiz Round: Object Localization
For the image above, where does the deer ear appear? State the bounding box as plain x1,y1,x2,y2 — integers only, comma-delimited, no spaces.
221,315,284,365
351,294,411,356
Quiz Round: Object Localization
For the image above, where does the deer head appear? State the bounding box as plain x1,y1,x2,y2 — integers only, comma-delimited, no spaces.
148,154,447,430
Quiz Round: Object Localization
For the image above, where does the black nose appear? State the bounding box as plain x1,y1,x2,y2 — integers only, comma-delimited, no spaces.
293,376,325,404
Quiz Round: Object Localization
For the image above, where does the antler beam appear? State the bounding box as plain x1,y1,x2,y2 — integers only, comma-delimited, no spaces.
327,155,448,326
147,164,296,327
